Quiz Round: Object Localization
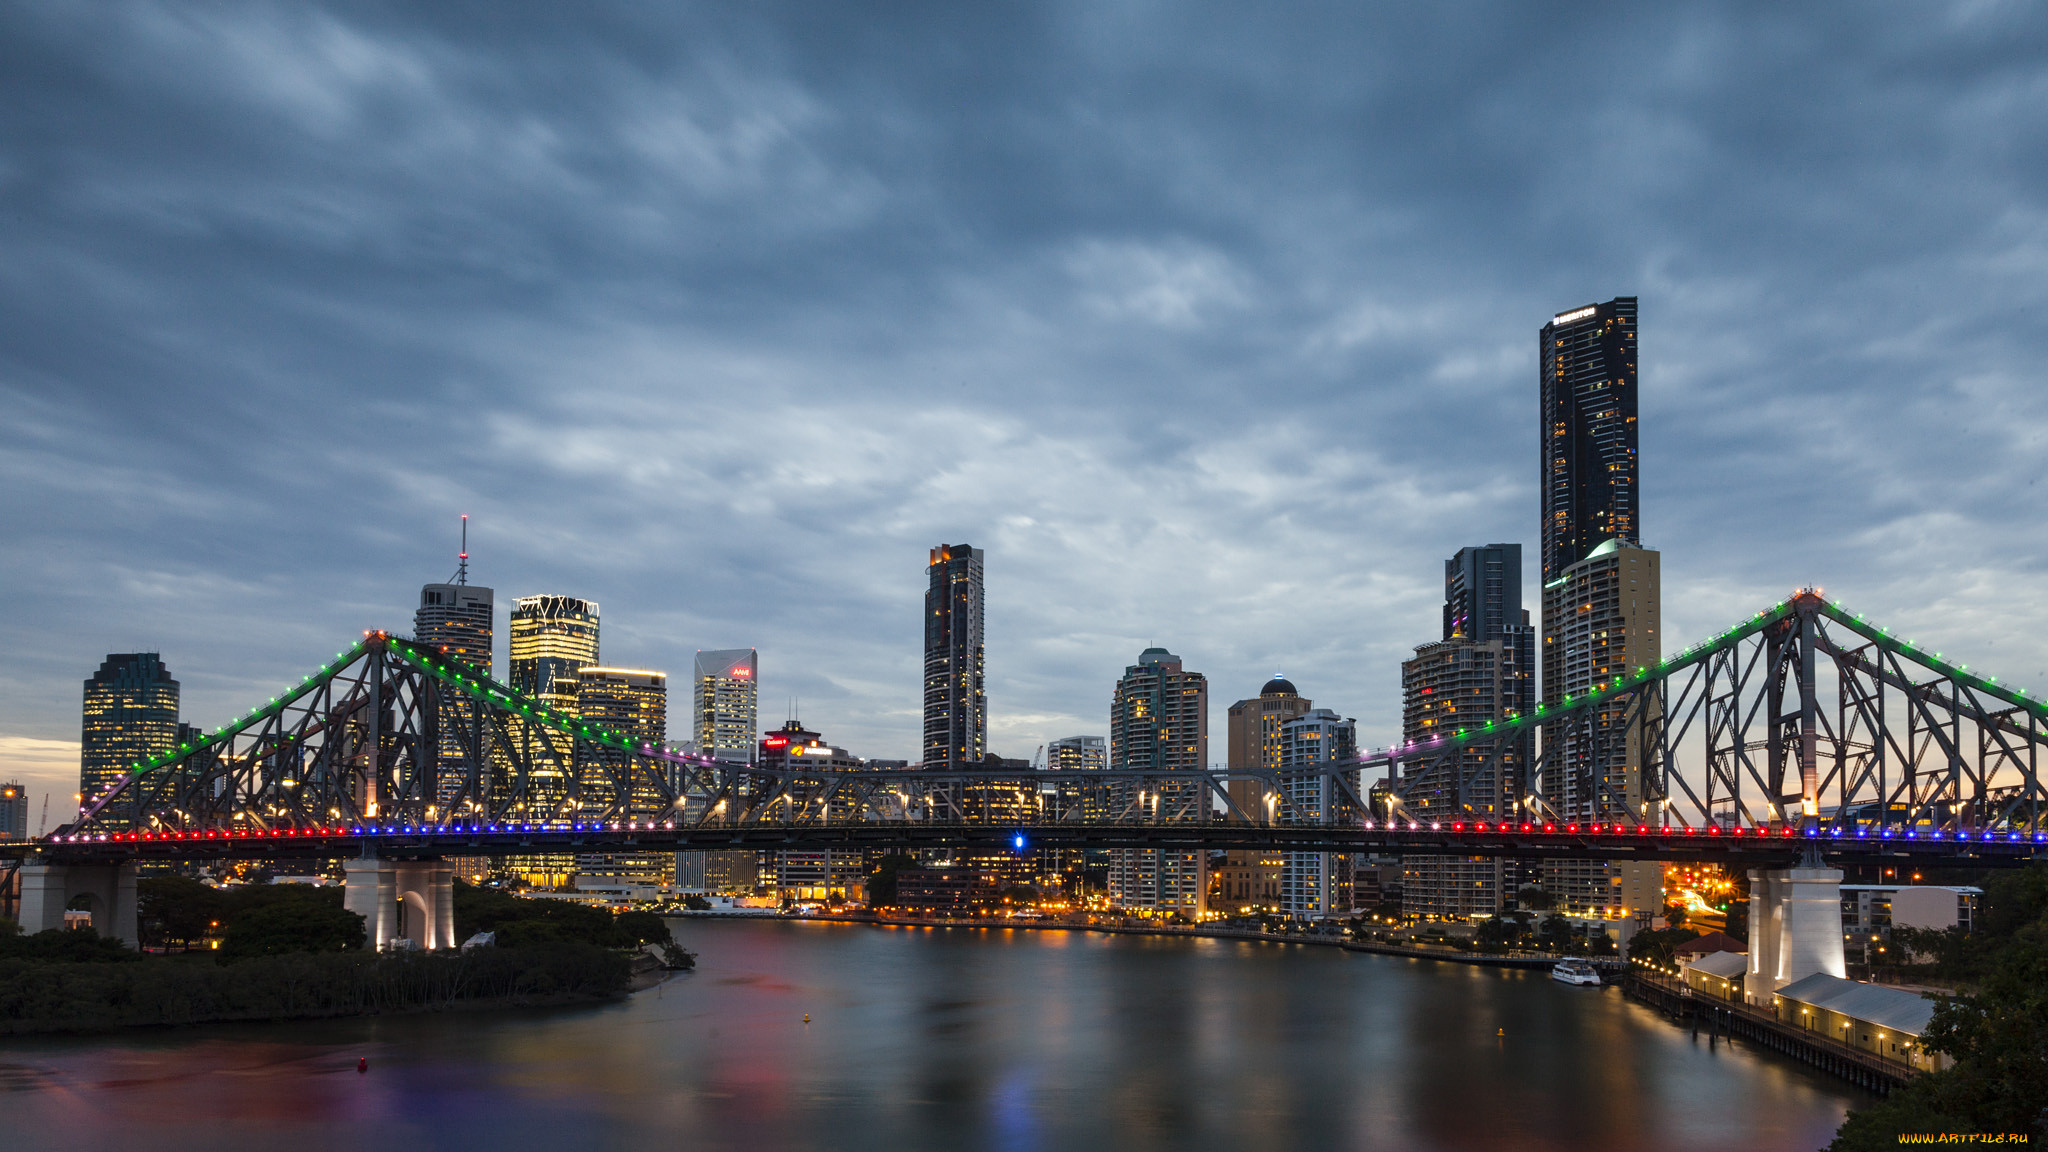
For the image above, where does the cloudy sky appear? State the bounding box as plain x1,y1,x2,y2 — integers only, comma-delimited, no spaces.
4,2,2047,822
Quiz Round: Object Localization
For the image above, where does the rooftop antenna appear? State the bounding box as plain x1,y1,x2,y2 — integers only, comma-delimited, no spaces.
450,514,471,585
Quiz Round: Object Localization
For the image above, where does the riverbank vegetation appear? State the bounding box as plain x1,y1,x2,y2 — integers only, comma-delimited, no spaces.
0,939,630,1033
1827,863,2048,1148
0,877,692,1034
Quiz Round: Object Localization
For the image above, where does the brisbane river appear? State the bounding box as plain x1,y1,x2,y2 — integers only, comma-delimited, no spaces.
1,919,1870,1151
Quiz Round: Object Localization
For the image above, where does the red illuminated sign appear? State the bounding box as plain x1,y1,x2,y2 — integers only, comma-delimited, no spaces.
764,737,788,747
731,667,752,679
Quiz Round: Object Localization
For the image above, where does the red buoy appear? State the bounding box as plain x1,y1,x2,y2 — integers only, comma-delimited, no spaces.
358,1057,368,1073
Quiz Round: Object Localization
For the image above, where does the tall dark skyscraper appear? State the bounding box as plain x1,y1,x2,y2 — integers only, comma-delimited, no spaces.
81,653,180,824
922,544,985,771
1537,298,1663,924
1540,297,1638,582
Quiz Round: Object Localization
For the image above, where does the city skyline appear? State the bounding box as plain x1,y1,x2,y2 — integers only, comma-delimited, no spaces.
5,6,2047,827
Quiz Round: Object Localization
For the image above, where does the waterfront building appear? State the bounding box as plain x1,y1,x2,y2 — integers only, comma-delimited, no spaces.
1214,677,1309,915
923,544,986,772
570,666,671,888
1108,648,1208,918
0,782,27,840
1840,884,1981,965
1539,538,1664,920
80,653,180,827
757,721,867,900
1043,735,1110,874
1401,545,1533,921
1770,973,1949,1072
1046,735,1107,773
1277,708,1358,920
693,649,758,763
1537,299,1662,924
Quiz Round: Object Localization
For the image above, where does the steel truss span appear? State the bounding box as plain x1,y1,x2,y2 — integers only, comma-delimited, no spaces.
24,591,2048,868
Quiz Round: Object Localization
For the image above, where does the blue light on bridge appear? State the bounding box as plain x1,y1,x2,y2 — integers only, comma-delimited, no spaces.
1012,833,1026,852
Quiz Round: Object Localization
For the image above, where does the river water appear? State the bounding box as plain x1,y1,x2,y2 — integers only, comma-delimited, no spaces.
0,919,1868,1151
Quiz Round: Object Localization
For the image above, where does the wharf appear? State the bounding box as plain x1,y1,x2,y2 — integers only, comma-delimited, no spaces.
1621,969,1915,1095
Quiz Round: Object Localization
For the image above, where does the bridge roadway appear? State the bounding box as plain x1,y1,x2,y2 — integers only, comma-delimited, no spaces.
9,818,2046,866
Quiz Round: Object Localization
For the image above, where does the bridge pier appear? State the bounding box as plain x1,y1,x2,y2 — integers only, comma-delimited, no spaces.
1744,865,1845,1005
17,861,139,946
344,858,455,951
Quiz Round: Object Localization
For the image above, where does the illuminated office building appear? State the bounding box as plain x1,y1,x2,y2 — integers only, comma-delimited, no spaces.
569,666,672,887
923,544,986,771
693,649,759,762
1107,648,1207,917
1402,544,1534,920
1537,298,1662,924
416,561,493,810
1277,708,1357,920
758,721,867,901
80,653,180,827
509,595,600,710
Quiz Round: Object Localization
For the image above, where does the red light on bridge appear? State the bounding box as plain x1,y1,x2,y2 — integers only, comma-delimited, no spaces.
1708,826,1721,836
1543,823,1556,833
1732,827,1745,836
1520,823,1532,833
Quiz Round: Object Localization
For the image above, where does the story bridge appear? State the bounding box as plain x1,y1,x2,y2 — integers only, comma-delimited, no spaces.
5,590,2043,964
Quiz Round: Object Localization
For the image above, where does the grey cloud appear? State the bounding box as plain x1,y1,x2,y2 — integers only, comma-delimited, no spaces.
3,1,2048,807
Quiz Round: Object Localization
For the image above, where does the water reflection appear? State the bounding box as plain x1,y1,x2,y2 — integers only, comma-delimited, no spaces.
0,920,1867,1151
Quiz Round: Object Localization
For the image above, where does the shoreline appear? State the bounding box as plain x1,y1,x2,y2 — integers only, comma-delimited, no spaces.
677,910,1595,972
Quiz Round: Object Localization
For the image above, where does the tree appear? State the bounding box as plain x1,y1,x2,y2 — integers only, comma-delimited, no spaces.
1626,926,1700,970
218,898,365,959
138,876,224,952
867,854,917,905
1516,886,1554,912
1475,916,1525,950
1536,913,1572,952
1829,861,2048,1147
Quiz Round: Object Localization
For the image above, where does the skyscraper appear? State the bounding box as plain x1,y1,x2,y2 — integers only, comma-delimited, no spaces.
923,544,985,771
1541,296,1638,583
416,529,494,811
1213,676,1309,916
693,649,759,762
572,666,670,886
1108,647,1208,918
1277,708,1358,920
1537,298,1662,925
1401,544,1536,920
80,653,180,825
509,596,600,711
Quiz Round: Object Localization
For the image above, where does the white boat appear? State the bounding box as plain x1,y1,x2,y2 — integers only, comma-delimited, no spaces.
1551,958,1602,986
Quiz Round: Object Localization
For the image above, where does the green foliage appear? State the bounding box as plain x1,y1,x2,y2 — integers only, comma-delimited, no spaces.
1829,862,2048,1147
1625,926,1700,969
0,928,141,963
0,918,19,937
0,943,631,1034
1516,886,1554,912
218,895,365,960
1474,915,1528,949
867,854,917,905
137,876,225,951
1536,913,1572,951
682,894,712,911
451,881,672,949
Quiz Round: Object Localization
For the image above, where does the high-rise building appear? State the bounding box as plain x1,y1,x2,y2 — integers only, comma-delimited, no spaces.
0,783,27,840
1541,297,1638,583
569,667,668,889
1540,539,1664,920
1277,708,1358,920
415,583,494,673
757,721,868,902
1537,298,1661,925
693,649,759,762
1214,676,1309,916
1108,648,1208,918
923,544,986,772
80,653,180,826
509,595,600,711
416,552,494,812
1402,544,1536,921
1041,735,1110,879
